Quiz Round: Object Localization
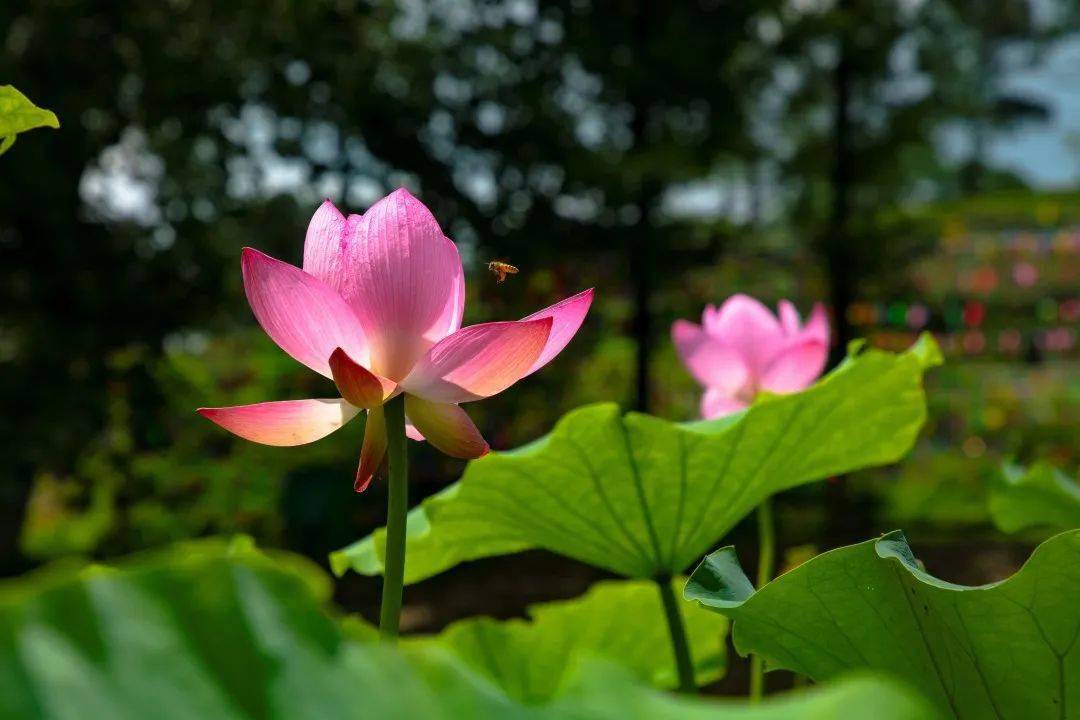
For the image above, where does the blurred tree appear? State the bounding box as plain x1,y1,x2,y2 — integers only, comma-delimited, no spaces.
0,0,775,567
2,0,1072,568
754,0,1074,537
368,0,782,411
769,0,1073,359
949,0,1069,193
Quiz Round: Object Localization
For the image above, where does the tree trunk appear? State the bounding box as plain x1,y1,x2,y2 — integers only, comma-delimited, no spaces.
823,9,870,541
629,0,654,412
826,15,854,369
630,222,654,412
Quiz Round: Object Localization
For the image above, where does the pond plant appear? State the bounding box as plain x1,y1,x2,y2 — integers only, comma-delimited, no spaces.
672,294,830,699
197,188,593,639
2,155,1076,717
332,328,941,693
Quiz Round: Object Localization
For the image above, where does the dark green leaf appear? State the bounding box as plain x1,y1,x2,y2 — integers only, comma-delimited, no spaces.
989,463,1080,535
686,529,1080,719
413,578,726,702
332,336,940,582
0,537,941,718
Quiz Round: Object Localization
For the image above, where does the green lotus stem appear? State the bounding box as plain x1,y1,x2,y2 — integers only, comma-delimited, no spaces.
749,497,775,702
379,393,409,642
656,576,696,693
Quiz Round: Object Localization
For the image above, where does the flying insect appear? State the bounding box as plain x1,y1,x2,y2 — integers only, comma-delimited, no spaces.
487,260,519,283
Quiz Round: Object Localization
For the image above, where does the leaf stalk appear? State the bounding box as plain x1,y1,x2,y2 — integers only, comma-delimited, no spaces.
656,575,697,693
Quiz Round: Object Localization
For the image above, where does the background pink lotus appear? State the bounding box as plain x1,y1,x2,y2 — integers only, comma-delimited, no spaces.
673,294,829,419
200,188,592,490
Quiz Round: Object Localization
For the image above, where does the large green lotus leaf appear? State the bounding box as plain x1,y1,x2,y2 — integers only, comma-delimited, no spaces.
685,529,1080,720
413,578,727,703
989,463,1080,535
0,538,941,719
0,86,59,156
332,336,940,583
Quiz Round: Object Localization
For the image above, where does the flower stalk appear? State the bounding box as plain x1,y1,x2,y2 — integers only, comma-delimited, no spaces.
378,393,409,641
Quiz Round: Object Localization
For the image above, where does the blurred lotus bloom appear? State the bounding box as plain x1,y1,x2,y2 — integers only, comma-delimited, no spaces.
200,188,593,490
672,294,829,419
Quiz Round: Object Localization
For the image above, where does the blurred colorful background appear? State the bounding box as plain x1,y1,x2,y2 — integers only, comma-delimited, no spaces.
3,0,1079,692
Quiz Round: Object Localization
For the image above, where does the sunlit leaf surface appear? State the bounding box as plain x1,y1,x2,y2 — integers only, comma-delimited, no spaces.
333,336,941,582
686,529,1080,720
414,578,727,702
0,86,58,156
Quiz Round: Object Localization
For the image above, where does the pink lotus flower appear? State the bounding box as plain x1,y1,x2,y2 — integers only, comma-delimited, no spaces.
672,294,829,419
199,188,593,490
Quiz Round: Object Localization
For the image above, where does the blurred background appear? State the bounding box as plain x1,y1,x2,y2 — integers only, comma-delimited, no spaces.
3,0,1079,691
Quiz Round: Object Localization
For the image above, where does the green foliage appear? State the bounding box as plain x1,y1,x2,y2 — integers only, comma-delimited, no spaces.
17,332,365,560
875,452,997,530
332,337,940,582
871,357,1080,533
686,530,1080,719
919,190,1080,230
413,578,726,703
19,473,116,558
0,537,941,719
989,463,1080,535
0,85,57,155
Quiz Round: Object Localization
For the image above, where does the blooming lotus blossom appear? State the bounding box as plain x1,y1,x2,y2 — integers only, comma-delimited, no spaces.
200,188,593,490
672,294,829,419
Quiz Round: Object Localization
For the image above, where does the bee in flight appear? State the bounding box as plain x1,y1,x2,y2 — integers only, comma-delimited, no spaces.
487,260,519,283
